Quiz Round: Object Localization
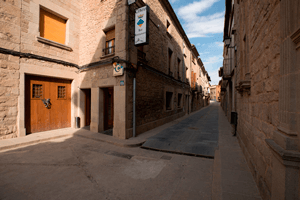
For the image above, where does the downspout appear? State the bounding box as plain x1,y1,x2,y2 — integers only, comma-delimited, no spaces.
133,78,136,137
127,2,136,137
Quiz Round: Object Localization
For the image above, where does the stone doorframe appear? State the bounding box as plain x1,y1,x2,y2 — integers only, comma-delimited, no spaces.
266,1,300,199
18,64,78,137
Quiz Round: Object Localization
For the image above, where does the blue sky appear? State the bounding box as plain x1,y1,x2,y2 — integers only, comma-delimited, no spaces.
169,0,225,85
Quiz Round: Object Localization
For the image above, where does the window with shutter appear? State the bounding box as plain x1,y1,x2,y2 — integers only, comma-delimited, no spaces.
40,8,67,44
104,29,115,55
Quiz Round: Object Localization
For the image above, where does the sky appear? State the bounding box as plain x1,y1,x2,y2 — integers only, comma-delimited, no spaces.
169,0,225,86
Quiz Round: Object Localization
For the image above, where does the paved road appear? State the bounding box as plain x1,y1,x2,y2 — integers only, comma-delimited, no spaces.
142,102,219,158
0,102,262,200
0,131,213,200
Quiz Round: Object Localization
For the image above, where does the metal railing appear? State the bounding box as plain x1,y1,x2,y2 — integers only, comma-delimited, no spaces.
103,46,115,56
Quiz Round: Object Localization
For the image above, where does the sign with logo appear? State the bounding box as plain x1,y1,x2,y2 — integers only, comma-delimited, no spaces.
120,80,124,86
128,0,135,5
113,62,124,76
135,5,149,46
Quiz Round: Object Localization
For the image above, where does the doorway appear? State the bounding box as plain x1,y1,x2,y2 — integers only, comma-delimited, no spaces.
25,75,71,134
103,87,114,131
83,89,91,127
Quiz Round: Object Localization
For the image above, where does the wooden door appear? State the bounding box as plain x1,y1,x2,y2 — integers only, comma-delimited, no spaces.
104,88,114,130
25,75,71,133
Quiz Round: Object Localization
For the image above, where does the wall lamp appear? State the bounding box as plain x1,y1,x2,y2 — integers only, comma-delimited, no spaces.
223,36,237,51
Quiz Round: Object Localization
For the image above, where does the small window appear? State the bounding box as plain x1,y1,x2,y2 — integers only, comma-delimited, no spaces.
166,92,173,110
58,86,66,99
168,48,173,76
104,29,115,55
40,8,67,44
178,93,182,108
32,84,43,98
167,20,170,32
177,58,181,80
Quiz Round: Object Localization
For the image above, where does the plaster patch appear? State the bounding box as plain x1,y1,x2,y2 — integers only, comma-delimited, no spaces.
123,156,166,180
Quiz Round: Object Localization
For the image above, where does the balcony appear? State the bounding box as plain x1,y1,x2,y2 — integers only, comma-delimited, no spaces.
219,67,223,77
103,46,115,56
223,58,233,80
191,82,198,91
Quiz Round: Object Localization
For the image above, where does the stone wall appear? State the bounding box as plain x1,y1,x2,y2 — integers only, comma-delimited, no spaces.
0,0,21,139
0,0,81,139
125,0,200,137
234,0,280,199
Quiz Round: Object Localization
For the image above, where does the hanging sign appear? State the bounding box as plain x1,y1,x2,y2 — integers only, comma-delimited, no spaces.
128,0,135,5
135,5,149,46
113,62,124,76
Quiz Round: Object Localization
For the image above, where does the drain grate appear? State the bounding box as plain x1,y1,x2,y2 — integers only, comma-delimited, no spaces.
160,155,172,160
188,127,199,130
105,151,133,159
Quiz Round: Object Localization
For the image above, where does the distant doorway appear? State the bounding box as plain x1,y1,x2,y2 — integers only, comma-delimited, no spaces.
83,89,91,127
103,88,114,130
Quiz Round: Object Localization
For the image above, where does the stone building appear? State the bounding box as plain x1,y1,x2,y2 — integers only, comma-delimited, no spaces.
0,0,210,140
210,85,220,102
220,0,300,199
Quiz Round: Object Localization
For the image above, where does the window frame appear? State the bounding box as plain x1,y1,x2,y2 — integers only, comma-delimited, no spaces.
39,7,68,45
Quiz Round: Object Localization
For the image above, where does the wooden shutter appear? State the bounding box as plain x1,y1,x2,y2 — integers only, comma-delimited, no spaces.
40,9,66,44
106,29,115,41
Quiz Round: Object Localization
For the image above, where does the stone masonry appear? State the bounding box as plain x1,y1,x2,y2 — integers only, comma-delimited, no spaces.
221,0,300,199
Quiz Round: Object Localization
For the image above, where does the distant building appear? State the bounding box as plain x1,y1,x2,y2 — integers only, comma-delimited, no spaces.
209,85,220,102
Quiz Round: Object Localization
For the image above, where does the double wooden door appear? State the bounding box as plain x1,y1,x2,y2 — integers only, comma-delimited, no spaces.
25,75,71,133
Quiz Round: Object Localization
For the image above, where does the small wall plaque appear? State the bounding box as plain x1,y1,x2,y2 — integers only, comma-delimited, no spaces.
120,80,125,86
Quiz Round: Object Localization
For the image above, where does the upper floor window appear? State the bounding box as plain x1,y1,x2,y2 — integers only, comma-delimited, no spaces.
104,29,115,55
40,8,67,44
177,58,181,80
167,20,171,32
168,48,173,76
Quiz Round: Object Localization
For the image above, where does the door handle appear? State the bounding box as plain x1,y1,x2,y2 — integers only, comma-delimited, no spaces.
38,96,51,109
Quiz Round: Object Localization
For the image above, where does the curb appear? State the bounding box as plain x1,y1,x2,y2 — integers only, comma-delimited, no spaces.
0,133,73,152
75,134,146,148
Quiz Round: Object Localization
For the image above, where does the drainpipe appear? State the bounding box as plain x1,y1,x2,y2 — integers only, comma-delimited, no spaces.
133,78,136,137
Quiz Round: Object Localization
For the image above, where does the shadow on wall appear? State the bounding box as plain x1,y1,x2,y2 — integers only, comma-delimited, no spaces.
76,0,197,138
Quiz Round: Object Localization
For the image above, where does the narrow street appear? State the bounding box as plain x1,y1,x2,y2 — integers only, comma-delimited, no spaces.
142,103,219,158
0,103,261,200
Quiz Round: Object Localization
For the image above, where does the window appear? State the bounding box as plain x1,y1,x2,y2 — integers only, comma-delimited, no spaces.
40,8,67,44
167,20,170,32
166,92,173,110
32,84,43,98
104,29,115,55
178,93,182,108
177,58,181,80
192,55,196,64
168,48,173,76
58,86,66,99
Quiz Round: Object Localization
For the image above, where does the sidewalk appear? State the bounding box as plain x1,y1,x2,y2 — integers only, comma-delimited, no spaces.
212,105,262,200
0,107,205,152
